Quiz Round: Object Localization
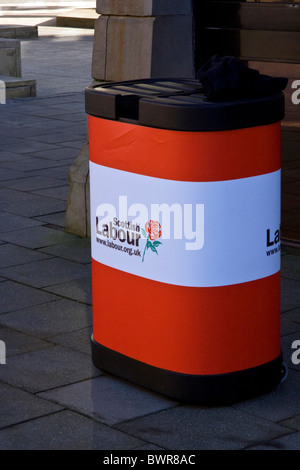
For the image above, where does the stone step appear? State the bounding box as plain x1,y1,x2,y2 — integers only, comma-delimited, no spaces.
56,9,98,29
0,75,36,100
0,25,38,40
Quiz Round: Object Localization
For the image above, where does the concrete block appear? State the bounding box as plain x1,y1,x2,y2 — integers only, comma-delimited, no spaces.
91,16,109,81
0,26,38,40
66,143,90,238
96,0,193,16
92,14,194,81
105,16,153,80
0,76,36,100
151,14,194,78
0,39,21,77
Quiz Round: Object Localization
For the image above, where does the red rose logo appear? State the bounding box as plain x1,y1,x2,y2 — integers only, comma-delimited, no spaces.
145,220,162,241
141,220,163,262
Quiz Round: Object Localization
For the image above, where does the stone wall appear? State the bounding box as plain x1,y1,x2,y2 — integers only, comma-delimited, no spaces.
92,0,195,81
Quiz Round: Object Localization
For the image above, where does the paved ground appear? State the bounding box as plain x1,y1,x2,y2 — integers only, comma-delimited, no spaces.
0,2,299,451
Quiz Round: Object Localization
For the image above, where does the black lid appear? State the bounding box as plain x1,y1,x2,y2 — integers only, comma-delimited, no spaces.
85,79,285,131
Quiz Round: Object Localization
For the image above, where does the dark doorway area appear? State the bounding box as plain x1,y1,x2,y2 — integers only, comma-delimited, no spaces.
194,0,300,243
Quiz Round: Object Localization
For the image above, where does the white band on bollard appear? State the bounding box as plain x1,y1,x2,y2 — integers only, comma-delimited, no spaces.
90,163,281,288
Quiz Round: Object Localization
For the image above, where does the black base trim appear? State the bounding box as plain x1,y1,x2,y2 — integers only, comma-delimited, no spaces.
91,337,284,404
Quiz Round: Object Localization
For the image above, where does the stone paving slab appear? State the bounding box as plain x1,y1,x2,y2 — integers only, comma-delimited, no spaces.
39,375,178,426
32,184,69,200
0,324,51,357
0,117,70,134
0,175,70,191
23,106,84,118
280,414,300,431
59,138,87,149
0,382,63,429
247,431,300,450
24,131,85,146
0,155,72,171
0,150,27,163
0,167,25,181
283,306,300,325
0,194,67,217
0,280,58,314
25,163,74,180
0,345,99,393
49,326,92,355
0,225,76,249
21,28,94,97
0,187,45,204
44,277,92,304
232,370,300,423
37,237,91,264
0,211,44,232
0,243,51,268
0,256,91,288
116,405,294,451
0,298,92,339
21,146,79,160
34,211,66,228
281,277,300,312
281,255,300,282
0,135,24,147
0,410,144,450
281,317,300,336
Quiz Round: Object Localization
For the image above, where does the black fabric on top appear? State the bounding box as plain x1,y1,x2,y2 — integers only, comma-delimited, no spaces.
196,55,288,102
